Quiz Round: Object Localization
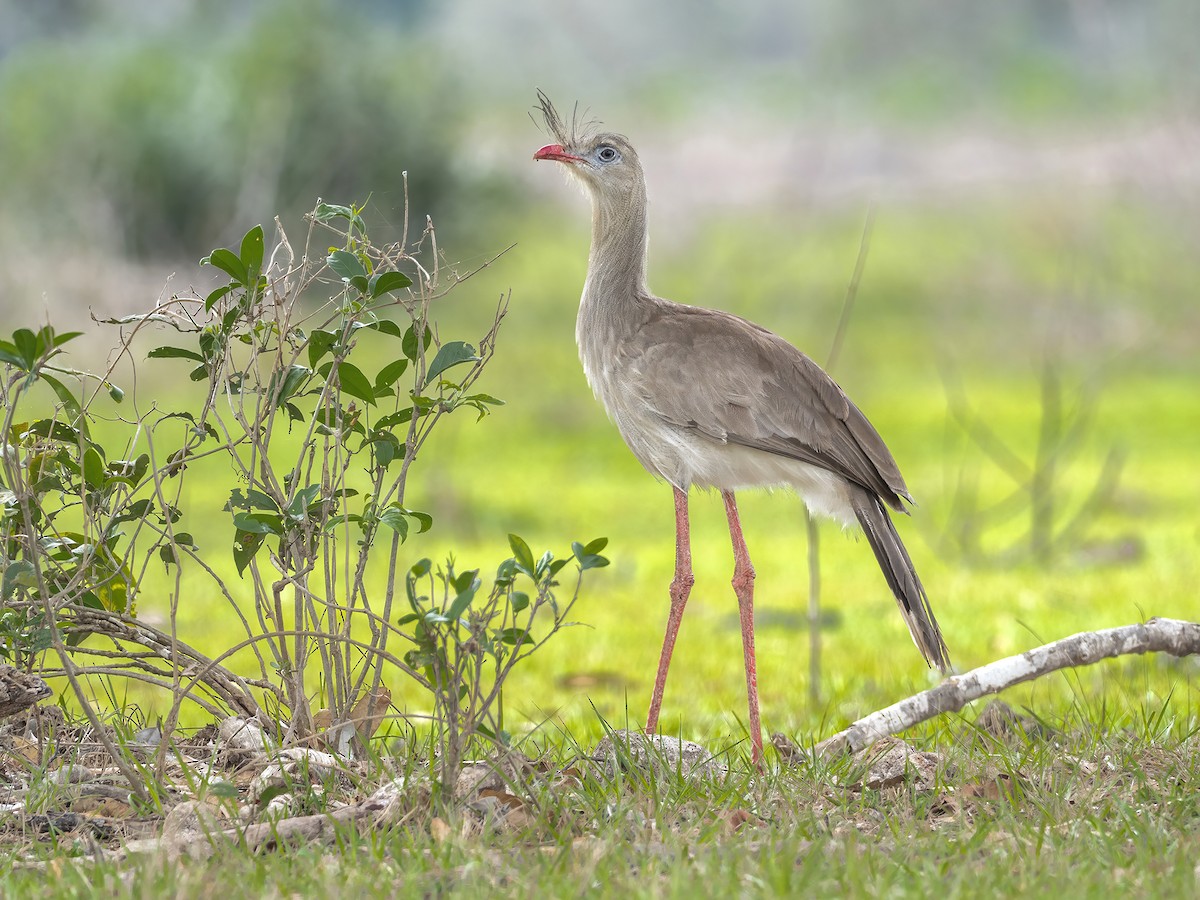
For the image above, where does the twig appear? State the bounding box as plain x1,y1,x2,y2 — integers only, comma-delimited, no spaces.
807,617,1200,758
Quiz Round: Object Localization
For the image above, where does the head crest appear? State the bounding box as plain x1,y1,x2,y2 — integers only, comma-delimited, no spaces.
534,90,599,149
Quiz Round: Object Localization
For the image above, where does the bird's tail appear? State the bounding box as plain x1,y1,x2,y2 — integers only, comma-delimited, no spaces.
850,490,951,673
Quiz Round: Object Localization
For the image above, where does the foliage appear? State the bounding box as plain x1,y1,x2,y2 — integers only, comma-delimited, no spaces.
0,0,464,256
400,535,608,781
0,200,607,791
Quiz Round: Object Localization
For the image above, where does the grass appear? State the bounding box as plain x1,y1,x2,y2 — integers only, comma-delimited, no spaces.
3,189,1198,895
4,707,1198,897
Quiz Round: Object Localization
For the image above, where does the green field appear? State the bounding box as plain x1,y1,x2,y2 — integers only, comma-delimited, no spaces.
5,184,1200,897
79,194,1197,742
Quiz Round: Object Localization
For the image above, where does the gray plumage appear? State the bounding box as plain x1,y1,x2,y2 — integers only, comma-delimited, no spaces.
534,92,949,717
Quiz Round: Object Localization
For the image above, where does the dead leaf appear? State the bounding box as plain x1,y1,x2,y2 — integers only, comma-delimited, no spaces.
12,735,40,765
478,788,525,810
430,816,451,843
312,709,333,732
724,808,764,832
348,686,391,740
73,796,134,818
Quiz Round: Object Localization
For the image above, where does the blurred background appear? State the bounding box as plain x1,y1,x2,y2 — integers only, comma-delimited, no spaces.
2,0,1197,738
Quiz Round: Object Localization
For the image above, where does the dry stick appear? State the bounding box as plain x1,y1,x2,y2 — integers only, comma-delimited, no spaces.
804,617,1200,759
804,205,877,706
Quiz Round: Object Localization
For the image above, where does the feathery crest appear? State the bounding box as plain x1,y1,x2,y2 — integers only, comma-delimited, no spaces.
534,90,599,149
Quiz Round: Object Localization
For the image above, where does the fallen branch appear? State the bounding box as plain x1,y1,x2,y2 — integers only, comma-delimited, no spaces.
806,617,1200,758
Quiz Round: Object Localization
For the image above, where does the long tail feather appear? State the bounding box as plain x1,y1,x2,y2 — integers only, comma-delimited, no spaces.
850,490,951,672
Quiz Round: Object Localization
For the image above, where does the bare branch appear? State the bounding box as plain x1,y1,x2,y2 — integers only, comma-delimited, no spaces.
808,617,1200,758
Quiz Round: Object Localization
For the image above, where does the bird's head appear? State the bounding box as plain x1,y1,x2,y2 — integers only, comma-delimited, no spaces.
532,91,644,206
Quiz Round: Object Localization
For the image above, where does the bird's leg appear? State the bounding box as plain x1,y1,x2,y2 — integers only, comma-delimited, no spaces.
721,490,763,763
647,485,694,735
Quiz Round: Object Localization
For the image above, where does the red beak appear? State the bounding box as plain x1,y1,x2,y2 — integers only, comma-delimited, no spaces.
534,143,583,163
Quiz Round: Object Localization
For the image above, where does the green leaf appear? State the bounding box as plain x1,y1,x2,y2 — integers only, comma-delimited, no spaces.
582,537,609,555
93,559,136,615
269,364,311,408
13,329,38,368
239,225,265,279
424,341,479,387
462,393,504,407
0,341,25,368
364,319,404,340
314,202,365,235
307,329,339,367
375,409,414,430
371,433,402,468
331,361,377,406
233,530,265,576
374,358,409,390
402,323,432,363
1,560,37,602
82,446,106,490
38,373,85,430
509,591,530,613
286,485,322,520
232,512,283,534
203,284,234,311
51,330,83,349
369,271,413,298
328,250,368,282
226,489,279,512
508,534,535,574
379,505,432,540
107,382,124,402
379,507,409,541
148,346,205,363
572,538,610,570
112,498,153,525
498,627,534,647
446,577,479,621
201,247,247,284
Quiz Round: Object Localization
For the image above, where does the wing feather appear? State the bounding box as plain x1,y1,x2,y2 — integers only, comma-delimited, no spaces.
625,300,911,511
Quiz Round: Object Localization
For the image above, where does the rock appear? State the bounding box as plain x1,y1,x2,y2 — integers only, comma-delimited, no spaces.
452,762,505,802
366,775,432,827
850,737,942,791
218,716,276,753
593,730,728,781
0,666,52,718
162,800,225,839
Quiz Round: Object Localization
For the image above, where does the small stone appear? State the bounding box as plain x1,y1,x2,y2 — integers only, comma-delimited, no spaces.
852,737,942,791
162,800,225,839
593,730,728,781
218,716,276,753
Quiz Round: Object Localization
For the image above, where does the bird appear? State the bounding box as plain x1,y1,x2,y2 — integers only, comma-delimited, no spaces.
531,92,949,762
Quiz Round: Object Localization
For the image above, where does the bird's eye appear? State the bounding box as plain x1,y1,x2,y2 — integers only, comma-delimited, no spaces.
597,146,619,163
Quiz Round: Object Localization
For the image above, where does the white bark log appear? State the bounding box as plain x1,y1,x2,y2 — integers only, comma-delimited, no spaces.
812,617,1200,758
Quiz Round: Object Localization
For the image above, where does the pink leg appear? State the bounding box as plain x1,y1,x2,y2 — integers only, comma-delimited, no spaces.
647,486,694,734
722,490,763,763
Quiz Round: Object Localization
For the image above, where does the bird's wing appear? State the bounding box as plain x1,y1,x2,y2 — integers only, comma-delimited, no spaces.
626,300,911,510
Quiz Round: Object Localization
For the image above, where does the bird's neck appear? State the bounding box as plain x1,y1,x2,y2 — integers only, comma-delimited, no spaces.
583,186,650,308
